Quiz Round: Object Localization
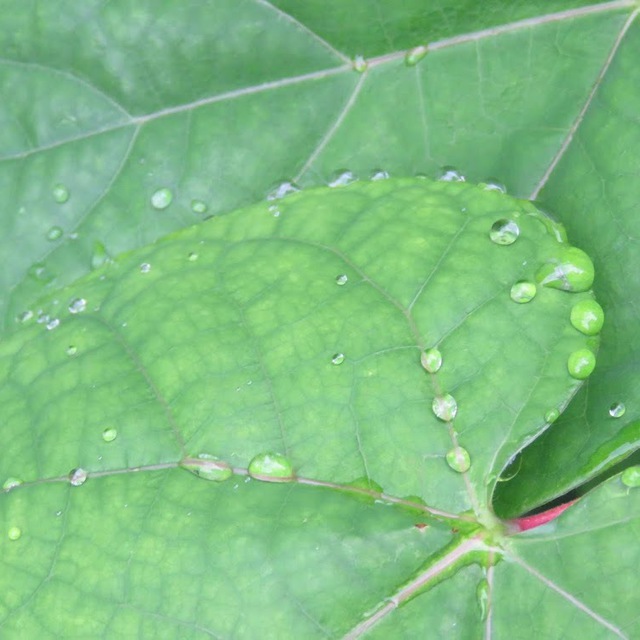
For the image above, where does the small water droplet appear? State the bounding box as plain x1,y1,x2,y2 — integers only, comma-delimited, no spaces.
69,468,88,486
46,226,64,241
545,408,560,423
68,297,87,314
567,349,596,380
621,466,640,488
353,55,367,72
66,345,78,356
268,205,281,217
52,184,70,203
91,241,111,270
140,262,151,273
17,310,33,323
151,187,173,210
609,402,626,418
266,181,301,201
191,199,208,214
405,44,428,66
328,170,357,188
570,299,604,336
7,526,22,541
536,246,595,293
481,179,506,193
421,348,442,373
102,427,118,442
331,353,345,365
445,446,471,473
490,219,520,245
46,318,60,331
188,252,199,262
476,578,490,621
335,274,348,286
28,262,54,283
432,394,457,421
510,281,537,304
248,452,294,481
438,166,465,182
370,169,389,181
3,477,22,491
182,453,233,482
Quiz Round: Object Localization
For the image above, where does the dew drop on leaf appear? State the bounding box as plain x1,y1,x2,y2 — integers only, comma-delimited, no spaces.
266,181,300,201
331,353,345,365
69,468,88,486
352,54,367,72
3,477,22,490
432,394,458,421
570,299,604,335
621,466,640,488
536,246,595,292
68,298,87,314
151,187,173,210
370,169,389,181
481,179,506,193
91,241,111,270
66,345,78,356
181,454,233,482
17,310,33,323
102,427,118,443
46,318,60,331
510,281,537,304
421,348,442,373
52,183,70,203
335,274,348,286
545,408,560,423
437,166,465,182
7,526,22,541
405,44,428,66
489,219,520,245
567,349,596,380
188,252,199,262
140,262,151,273
609,402,626,418
248,452,294,481
445,446,471,473
28,262,54,283
328,170,357,188
190,199,208,214
46,226,64,241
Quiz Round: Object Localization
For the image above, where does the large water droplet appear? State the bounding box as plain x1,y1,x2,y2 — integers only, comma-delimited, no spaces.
68,298,87,314
248,452,294,481
510,281,537,304
3,477,22,490
353,55,367,72
438,166,465,182
609,402,626,418
445,446,471,473
567,349,596,380
622,466,640,487
328,170,357,188
52,184,70,203
182,454,233,482
331,353,345,365
46,226,63,241
102,427,118,442
267,181,300,201
476,579,490,621
570,299,604,335
335,274,348,286
405,44,428,66
140,262,151,273
421,348,442,373
151,188,173,210
536,247,595,292
191,199,208,214
91,241,111,270
545,408,560,423
7,526,22,541
490,219,520,245
432,394,458,421
69,468,88,486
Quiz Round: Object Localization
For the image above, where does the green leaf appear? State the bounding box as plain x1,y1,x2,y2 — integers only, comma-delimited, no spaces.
2,1,640,637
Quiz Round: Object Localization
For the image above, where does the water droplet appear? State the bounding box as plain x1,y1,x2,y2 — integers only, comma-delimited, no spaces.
140,262,151,273
510,281,537,304
490,219,520,245
17,310,33,323
91,241,111,270
370,169,389,181
3,477,22,491
266,181,300,201
66,345,78,356
545,408,560,423
331,353,345,365
151,187,173,210
328,170,357,188
102,427,118,442
28,262,54,283
353,55,367,72
69,468,88,486
570,299,604,335
191,199,208,214
481,179,506,193
188,252,199,262
248,452,294,481
7,526,22,541
182,453,233,482
621,466,640,488
52,184,70,203
46,318,60,331
445,446,471,473
567,349,596,380
476,578,490,621
335,274,348,286
405,44,428,66
536,246,595,292
421,348,442,373
609,402,626,418
268,205,281,217
438,166,465,182
46,226,63,241
68,297,87,314
432,394,458,421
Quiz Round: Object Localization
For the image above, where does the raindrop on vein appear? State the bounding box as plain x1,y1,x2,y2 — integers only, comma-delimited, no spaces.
69,468,88,486
432,394,457,421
